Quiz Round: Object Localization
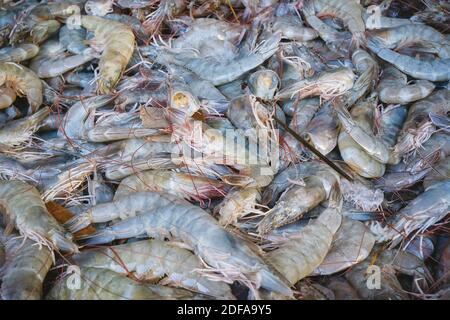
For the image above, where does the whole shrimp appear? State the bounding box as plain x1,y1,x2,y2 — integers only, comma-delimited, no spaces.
370,180,450,247
114,169,228,202
302,0,366,47
377,66,435,104
47,267,209,300
0,228,53,300
30,40,97,78
276,67,355,101
0,62,43,113
214,187,263,227
0,106,49,150
0,180,77,252
57,94,115,141
368,39,450,82
72,239,234,299
258,169,340,235
305,102,340,155
266,187,342,286
0,44,40,63
345,249,432,299
146,33,281,86
312,218,375,276
80,15,135,93
66,192,293,296
393,89,450,161
337,94,387,178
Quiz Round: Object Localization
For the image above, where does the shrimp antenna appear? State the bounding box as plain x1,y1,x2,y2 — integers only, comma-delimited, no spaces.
272,115,354,182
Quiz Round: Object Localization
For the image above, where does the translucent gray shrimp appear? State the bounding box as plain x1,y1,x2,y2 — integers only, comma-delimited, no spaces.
0,228,53,300
72,239,234,299
67,192,293,296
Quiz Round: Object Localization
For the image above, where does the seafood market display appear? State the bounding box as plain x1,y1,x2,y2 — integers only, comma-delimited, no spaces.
0,0,449,300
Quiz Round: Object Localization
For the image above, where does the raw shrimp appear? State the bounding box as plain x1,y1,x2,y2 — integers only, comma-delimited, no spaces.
214,187,262,226
393,90,450,160
46,267,209,300
370,180,450,246
149,33,281,86
345,249,432,299
0,62,43,113
0,228,53,300
30,41,97,78
66,192,293,296
423,157,450,189
72,239,234,299
58,94,115,140
368,40,450,82
80,15,135,93
368,24,449,55
0,44,40,63
59,25,88,55
312,218,375,275
0,106,49,149
305,103,340,156
0,180,77,252
114,169,228,202
302,0,366,47
258,169,340,234
377,67,435,104
0,86,16,110
276,67,355,101
266,187,342,285
346,49,379,106
338,95,386,178
336,103,390,164
376,104,407,153
248,69,280,101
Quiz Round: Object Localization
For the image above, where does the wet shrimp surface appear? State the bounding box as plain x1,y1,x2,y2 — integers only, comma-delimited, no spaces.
0,0,449,300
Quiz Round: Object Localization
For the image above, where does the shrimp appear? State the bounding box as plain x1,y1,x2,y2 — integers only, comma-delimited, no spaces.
30,41,97,78
0,228,53,300
377,67,435,104
80,15,135,93
149,33,281,86
0,86,16,110
59,25,88,55
336,103,390,164
370,180,450,247
46,267,209,300
114,169,228,202
0,180,77,252
58,94,115,141
0,106,49,150
214,187,262,226
423,156,450,190
0,62,43,113
0,44,40,63
338,95,386,178
258,170,340,234
346,49,379,106
345,249,432,299
302,0,366,47
305,102,339,155
393,90,450,160
368,39,450,82
266,187,342,286
268,15,319,42
368,24,449,55
66,192,293,296
248,69,280,101
72,239,234,299
312,218,375,276
275,67,355,101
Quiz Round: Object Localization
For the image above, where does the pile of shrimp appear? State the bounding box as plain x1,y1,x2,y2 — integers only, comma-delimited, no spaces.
0,0,449,300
